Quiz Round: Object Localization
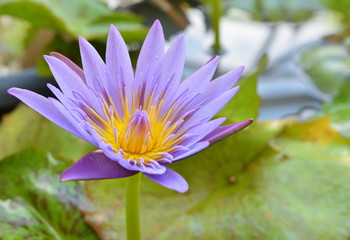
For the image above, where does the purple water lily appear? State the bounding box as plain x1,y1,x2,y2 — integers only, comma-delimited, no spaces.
8,20,252,193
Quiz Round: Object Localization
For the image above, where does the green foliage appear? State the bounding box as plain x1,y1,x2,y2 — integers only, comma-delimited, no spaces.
300,45,350,97
0,0,146,39
322,0,350,22
0,104,95,160
228,0,323,22
0,148,98,239
316,79,350,137
83,117,350,239
301,44,350,137
219,55,267,122
0,0,147,75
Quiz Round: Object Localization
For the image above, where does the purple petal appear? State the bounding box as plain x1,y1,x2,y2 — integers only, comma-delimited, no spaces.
50,52,86,83
106,25,134,100
153,34,185,98
176,56,220,101
44,56,104,117
144,167,189,193
60,150,137,181
114,154,167,175
134,20,165,89
44,55,91,98
173,141,210,161
78,36,108,92
47,97,95,144
7,88,85,140
180,86,240,131
202,119,253,144
180,117,226,147
201,66,244,103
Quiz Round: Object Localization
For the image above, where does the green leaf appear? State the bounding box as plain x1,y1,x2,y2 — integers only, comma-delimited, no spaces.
322,0,350,22
218,55,267,122
0,0,67,32
300,45,350,97
82,120,285,239
82,116,350,239
0,104,95,160
0,0,145,39
0,148,98,240
313,68,350,137
228,0,322,22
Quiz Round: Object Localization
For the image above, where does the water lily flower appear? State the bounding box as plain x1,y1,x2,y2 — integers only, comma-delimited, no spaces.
8,20,252,193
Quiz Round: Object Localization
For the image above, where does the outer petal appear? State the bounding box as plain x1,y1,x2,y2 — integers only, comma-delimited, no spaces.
202,119,253,144
47,97,95,144
50,52,86,83
79,36,108,92
173,141,210,161
176,56,220,101
144,167,189,193
153,34,185,98
106,25,134,101
180,117,226,147
180,86,240,131
44,55,91,98
7,88,85,140
201,66,244,103
60,150,137,181
135,20,165,89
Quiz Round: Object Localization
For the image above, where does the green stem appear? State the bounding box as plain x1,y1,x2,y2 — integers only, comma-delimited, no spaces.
125,173,142,240
211,0,222,54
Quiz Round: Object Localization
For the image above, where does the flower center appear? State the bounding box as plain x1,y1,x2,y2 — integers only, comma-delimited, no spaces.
85,91,187,164
120,109,151,154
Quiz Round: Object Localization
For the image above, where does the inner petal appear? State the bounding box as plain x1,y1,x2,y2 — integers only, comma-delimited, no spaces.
120,109,151,154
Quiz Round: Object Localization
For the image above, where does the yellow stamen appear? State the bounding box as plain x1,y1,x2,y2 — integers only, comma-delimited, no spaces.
86,90,188,165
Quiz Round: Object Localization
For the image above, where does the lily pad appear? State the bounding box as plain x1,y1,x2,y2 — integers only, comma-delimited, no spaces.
315,76,350,137
82,120,285,239
0,148,98,239
0,104,95,160
83,117,350,239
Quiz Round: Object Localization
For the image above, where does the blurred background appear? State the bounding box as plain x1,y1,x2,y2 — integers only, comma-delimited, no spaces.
0,0,349,120
1,1,350,239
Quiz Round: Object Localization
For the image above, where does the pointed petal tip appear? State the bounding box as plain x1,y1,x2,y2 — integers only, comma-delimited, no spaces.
7,87,26,97
60,172,70,182
153,19,161,26
173,34,185,45
203,118,254,144
48,52,67,60
43,55,51,61
150,19,163,33
7,87,16,95
49,51,60,57
78,36,89,46
206,55,220,65
108,24,118,35
237,65,245,73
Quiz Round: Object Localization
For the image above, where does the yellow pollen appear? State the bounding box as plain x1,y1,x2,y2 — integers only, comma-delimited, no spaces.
86,90,188,164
